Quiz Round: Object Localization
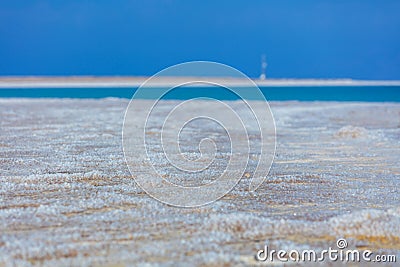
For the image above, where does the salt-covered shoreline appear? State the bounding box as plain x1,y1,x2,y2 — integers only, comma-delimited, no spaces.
0,99,399,266
1,76,400,88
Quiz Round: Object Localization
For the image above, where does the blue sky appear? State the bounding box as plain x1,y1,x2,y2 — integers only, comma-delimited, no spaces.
1,0,399,79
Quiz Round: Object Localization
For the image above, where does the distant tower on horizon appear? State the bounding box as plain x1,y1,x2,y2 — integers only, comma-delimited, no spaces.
260,54,267,80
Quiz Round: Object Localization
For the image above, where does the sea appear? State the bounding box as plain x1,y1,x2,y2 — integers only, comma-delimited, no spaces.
0,86,400,102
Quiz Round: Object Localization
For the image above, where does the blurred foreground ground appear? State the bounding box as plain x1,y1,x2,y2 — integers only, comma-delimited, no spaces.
0,99,399,266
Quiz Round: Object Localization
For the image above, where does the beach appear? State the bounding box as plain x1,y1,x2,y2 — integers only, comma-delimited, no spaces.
0,98,399,266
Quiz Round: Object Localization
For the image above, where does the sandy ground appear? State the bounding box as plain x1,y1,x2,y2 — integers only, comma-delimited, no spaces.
0,98,399,266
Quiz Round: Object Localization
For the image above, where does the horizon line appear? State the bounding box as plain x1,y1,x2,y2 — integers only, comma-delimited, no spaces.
1,76,400,88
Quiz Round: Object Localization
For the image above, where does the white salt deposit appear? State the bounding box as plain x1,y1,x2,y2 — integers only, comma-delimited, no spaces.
0,99,399,266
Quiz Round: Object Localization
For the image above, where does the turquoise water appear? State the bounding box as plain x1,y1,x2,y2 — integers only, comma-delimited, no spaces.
0,86,399,101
